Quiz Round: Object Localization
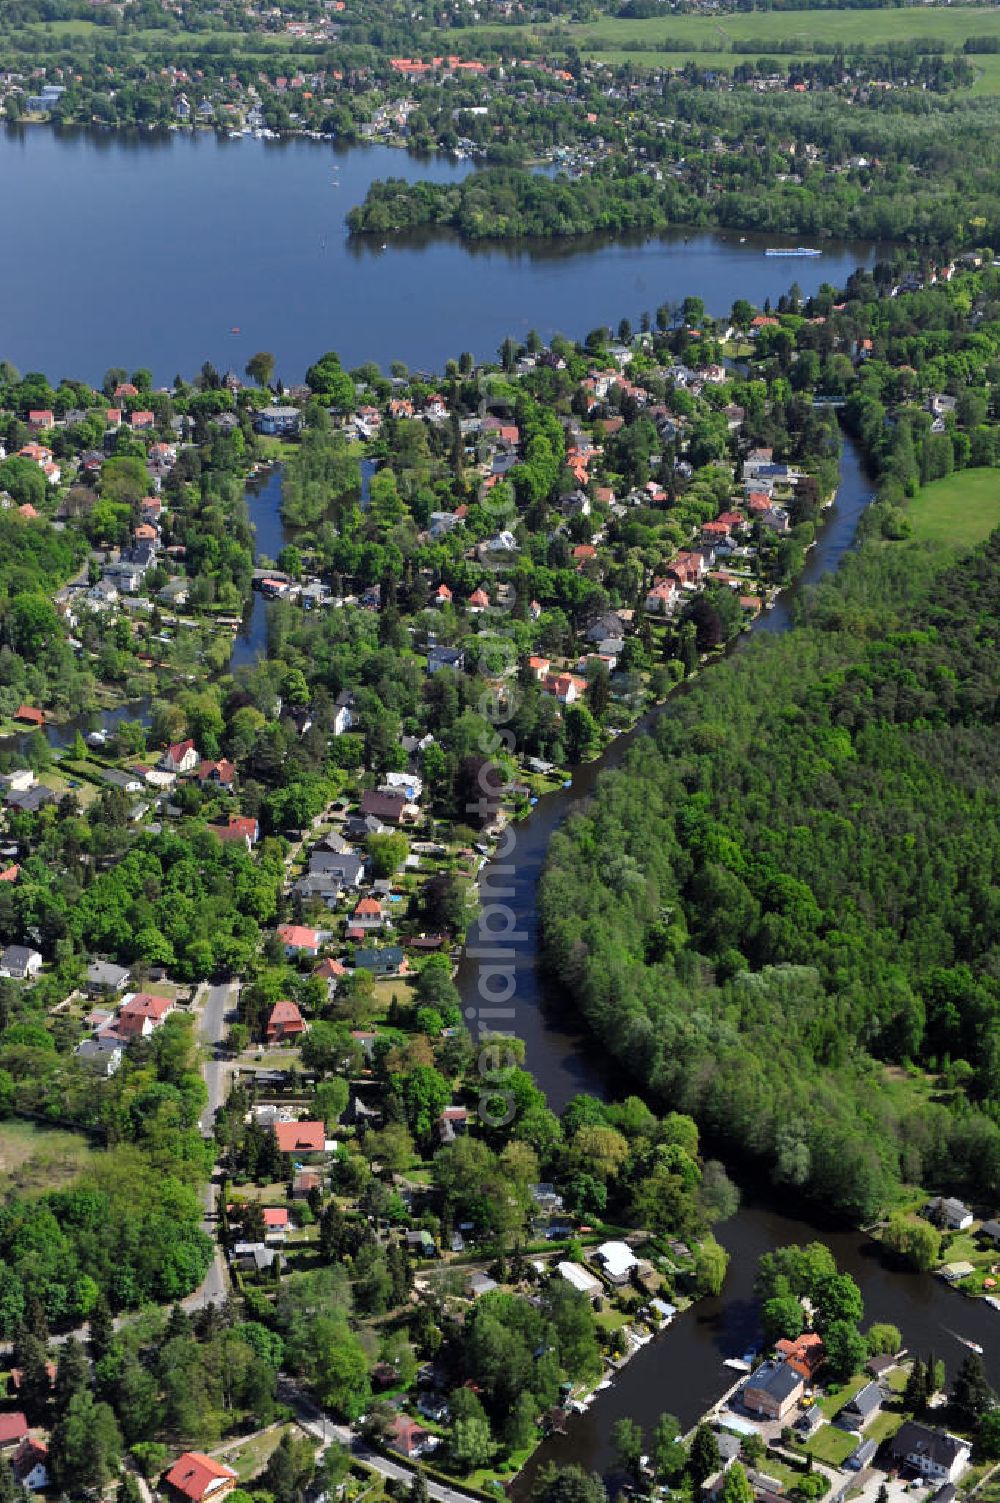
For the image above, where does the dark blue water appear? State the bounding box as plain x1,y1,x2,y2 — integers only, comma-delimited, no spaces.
0,126,879,384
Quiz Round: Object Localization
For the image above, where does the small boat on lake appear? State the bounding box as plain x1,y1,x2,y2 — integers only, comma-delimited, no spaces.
765,246,821,257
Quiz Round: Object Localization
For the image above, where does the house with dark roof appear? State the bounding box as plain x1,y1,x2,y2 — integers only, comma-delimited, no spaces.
353,946,405,977
890,1424,971,1485
742,1360,805,1420
838,1380,884,1431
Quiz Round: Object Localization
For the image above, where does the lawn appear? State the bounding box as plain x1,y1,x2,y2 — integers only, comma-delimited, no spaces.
905,468,1000,547
455,7,1000,92
216,1421,298,1481
800,1422,859,1468
0,1120,102,1195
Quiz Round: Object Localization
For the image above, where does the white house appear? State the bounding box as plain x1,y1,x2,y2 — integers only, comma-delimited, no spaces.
926,1196,974,1231
0,946,42,981
592,1240,639,1284
891,1424,971,1486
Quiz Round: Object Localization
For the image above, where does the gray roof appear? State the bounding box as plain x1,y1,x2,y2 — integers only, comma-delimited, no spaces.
86,960,131,989
745,1361,803,1403
844,1381,883,1419
309,850,364,884
892,1424,969,1471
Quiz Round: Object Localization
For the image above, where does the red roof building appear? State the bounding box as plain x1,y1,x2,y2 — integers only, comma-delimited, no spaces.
0,1414,29,1449
213,814,259,847
277,923,320,955
163,1453,238,1503
13,706,44,727
266,999,306,1044
273,1120,325,1154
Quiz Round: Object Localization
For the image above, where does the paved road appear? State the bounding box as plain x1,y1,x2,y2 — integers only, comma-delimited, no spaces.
279,1381,484,1503
184,979,237,1312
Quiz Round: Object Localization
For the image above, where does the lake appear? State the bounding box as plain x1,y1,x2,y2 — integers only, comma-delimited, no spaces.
0,125,879,384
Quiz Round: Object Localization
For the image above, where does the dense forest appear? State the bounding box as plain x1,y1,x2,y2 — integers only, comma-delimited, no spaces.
540,530,1000,1222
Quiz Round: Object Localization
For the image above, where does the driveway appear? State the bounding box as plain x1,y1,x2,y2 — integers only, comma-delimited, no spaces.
183,978,238,1311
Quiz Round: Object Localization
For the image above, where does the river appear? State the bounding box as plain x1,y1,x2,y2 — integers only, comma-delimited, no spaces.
447,432,997,1491
0,125,881,384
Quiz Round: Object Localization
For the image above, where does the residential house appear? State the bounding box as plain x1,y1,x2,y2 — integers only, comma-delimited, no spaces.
426,645,466,675
0,946,42,981
645,578,678,615
213,814,259,850
926,1196,974,1231
254,406,302,437
890,1424,971,1486
12,1437,48,1492
111,992,174,1040
469,1272,499,1298
387,1415,432,1460
85,960,131,995
742,1360,805,1420
160,739,199,775
0,1415,29,1452
353,946,405,977
359,790,411,825
74,1035,124,1076
277,924,321,959
557,1262,602,1298
775,1333,825,1380
350,897,386,931
592,1240,639,1284
163,1454,239,1503
541,672,587,705
273,1120,326,1156
197,759,236,791
266,1000,307,1044
838,1380,883,1432
332,690,354,737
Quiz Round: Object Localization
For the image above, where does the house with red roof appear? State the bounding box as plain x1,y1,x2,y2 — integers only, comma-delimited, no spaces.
213,814,259,849
0,1414,29,1451
775,1332,825,1380
130,410,155,430
433,583,453,605
12,1436,48,1491
13,706,44,727
160,739,199,775
197,758,236,789
387,1415,432,1459
467,587,490,611
540,672,587,705
527,656,550,680
273,1120,325,1155
266,999,306,1044
645,578,678,615
667,551,709,588
163,1452,238,1503
114,383,139,400
277,924,321,958
27,411,53,430
109,992,173,1040
351,896,385,930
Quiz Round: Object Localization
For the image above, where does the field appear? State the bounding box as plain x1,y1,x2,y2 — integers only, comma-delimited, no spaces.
0,1119,101,1195
461,7,1000,91
905,468,1000,547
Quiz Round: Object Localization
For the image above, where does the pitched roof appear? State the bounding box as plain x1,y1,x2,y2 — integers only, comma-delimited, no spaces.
273,1120,325,1153
267,999,305,1032
0,1414,28,1446
164,1453,238,1502
277,924,319,949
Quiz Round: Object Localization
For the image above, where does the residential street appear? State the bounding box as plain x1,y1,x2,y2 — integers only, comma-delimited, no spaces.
278,1380,484,1503
184,978,237,1312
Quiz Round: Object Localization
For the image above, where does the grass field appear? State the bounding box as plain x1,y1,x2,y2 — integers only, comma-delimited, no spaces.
461,7,1000,91
0,1120,101,1195
905,468,1000,547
